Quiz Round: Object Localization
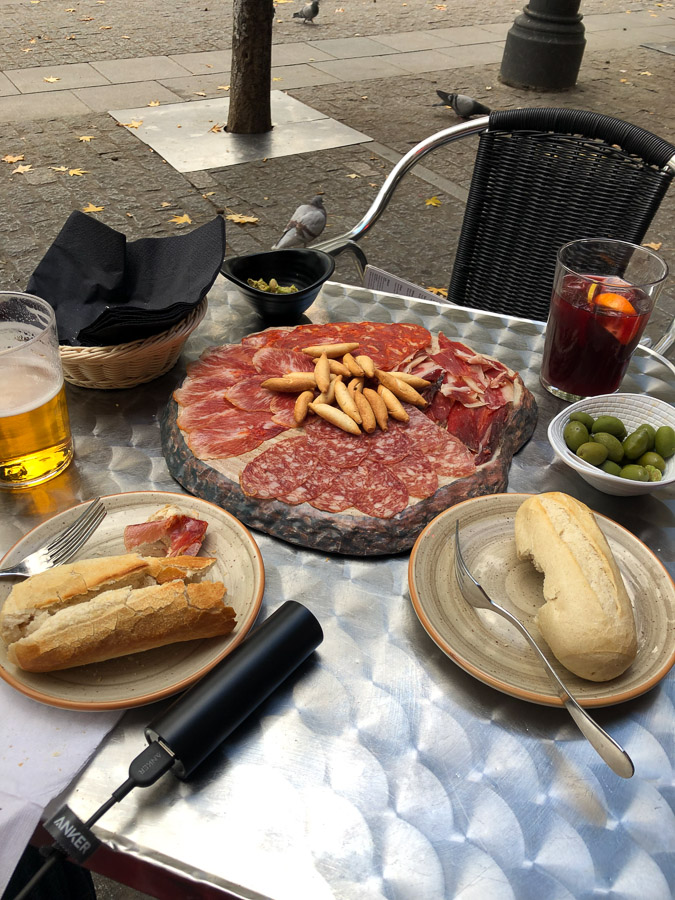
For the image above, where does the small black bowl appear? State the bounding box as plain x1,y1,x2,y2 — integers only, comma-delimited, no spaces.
221,248,336,321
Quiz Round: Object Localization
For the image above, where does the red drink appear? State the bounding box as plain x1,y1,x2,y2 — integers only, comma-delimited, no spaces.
541,274,651,398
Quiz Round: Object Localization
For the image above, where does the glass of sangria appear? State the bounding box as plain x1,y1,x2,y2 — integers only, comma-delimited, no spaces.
540,238,669,401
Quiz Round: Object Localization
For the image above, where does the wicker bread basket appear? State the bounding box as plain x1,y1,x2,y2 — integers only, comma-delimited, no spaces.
60,299,208,389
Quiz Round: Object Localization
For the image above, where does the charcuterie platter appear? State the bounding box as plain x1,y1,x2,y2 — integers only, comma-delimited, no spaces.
160,322,538,555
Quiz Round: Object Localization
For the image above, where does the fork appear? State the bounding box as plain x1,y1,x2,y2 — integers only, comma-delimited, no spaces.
0,497,107,579
453,522,634,779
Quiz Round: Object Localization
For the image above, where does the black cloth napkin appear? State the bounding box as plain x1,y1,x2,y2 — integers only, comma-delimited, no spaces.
27,211,225,346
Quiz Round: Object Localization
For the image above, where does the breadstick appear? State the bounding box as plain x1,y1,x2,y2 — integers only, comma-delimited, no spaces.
377,385,410,422
347,376,364,396
354,354,375,379
262,374,316,392
308,402,361,435
315,374,339,406
375,368,427,408
314,352,331,394
325,358,351,377
334,380,362,424
353,390,376,433
293,390,314,425
343,353,365,377
390,371,431,389
302,342,359,358
362,388,389,431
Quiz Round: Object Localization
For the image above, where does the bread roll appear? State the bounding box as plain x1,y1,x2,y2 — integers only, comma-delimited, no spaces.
514,492,637,681
0,553,235,673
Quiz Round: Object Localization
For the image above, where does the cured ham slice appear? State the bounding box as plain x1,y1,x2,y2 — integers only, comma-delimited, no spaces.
186,412,285,459
224,376,275,412
177,395,236,429
186,344,258,378
252,347,315,377
123,505,208,557
174,374,244,406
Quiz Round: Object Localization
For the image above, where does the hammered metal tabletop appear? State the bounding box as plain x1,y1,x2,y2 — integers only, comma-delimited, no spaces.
2,280,674,900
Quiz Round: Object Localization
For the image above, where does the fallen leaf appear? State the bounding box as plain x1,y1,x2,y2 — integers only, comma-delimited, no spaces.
639,71,652,76
272,77,282,82
347,173,360,179
225,213,259,224
161,201,172,207
170,213,192,224
82,202,104,212
217,85,230,91
202,191,215,197
426,286,448,298
118,120,143,128
78,135,94,142
209,123,224,133
642,241,662,250
425,196,442,207
21,48,33,53
43,76,60,83
65,7,76,10
619,78,630,84
369,182,378,187
2,154,24,163
80,15,94,21
193,91,207,97
68,168,88,176
148,100,160,106
99,25,113,30
50,165,68,172
29,38,36,43
205,63,213,68
12,164,32,174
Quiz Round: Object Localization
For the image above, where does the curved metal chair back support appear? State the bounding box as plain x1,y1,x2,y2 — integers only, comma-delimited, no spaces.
317,109,675,347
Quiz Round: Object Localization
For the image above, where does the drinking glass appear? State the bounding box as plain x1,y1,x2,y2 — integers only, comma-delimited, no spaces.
0,292,73,488
540,238,669,402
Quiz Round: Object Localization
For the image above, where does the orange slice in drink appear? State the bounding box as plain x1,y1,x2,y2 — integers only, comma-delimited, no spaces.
593,291,636,315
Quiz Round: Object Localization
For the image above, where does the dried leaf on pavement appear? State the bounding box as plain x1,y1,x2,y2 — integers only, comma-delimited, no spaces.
78,135,94,142
82,203,104,213
226,213,259,225
118,120,143,129
68,168,88,176
642,241,662,250
12,164,32,174
43,76,60,83
425,196,442,207
2,154,24,163
148,100,160,106
170,213,192,224
51,165,68,172
426,286,448,297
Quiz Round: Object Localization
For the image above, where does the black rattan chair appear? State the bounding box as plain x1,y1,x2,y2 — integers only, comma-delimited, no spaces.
317,108,675,333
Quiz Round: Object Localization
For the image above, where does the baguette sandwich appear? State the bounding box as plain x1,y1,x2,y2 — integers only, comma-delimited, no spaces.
0,553,236,673
514,492,637,682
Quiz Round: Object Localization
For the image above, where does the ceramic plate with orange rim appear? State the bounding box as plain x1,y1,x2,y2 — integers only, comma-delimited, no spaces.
0,492,264,710
408,493,675,708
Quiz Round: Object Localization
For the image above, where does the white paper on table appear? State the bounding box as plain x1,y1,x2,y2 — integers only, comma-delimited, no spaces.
0,680,121,894
362,264,447,303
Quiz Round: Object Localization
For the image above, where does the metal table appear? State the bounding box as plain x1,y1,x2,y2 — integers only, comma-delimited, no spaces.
4,280,674,900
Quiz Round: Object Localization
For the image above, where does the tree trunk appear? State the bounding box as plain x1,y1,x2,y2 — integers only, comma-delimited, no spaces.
227,0,274,134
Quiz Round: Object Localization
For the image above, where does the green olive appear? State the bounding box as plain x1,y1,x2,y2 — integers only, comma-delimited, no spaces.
619,464,650,482
644,465,662,482
637,423,656,450
654,425,675,460
577,442,608,466
601,460,622,477
563,421,590,452
591,432,624,463
569,411,595,430
592,415,626,439
636,451,666,472
622,429,650,460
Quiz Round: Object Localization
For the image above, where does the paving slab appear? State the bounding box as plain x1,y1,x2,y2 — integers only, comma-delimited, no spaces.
271,43,336,66
369,31,457,52
0,90,93,122
309,56,410,82
0,72,18,96
588,24,675,51
270,64,342,90
430,25,505,45
74,81,184,113
305,37,400,59
435,43,505,67
167,50,232,75
90,56,193,84
4,62,110,93
642,42,675,56
377,50,468,76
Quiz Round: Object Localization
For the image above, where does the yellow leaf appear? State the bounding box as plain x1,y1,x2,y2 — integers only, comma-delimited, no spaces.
29,37,36,43
347,173,360,179
272,77,282,82
426,286,448,298
425,196,442,207
21,48,33,52
65,7,76,11
43,76,60,83
99,25,113,30
170,213,192,224
217,85,230,91
202,192,215,197
68,168,88,176
639,71,652,76
619,78,629,84
50,165,68,172
642,241,662,250
2,154,24,163
160,201,171,207
209,123,225,133
12,164,32,174
148,100,160,106
78,135,94,142
225,213,259,224
118,120,143,128
193,91,207,97
80,15,94,20
82,203,104,213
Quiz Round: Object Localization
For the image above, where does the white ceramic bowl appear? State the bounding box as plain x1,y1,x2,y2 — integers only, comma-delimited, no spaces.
548,393,675,496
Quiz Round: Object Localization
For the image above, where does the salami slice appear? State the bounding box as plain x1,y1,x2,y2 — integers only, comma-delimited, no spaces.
304,417,369,468
252,347,315,377
364,426,412,464
278,464,340,505
425,433,476,478
390,451,438,499
240,436,317,499
224,375,275,412
350,460,409,519
186,412,284,459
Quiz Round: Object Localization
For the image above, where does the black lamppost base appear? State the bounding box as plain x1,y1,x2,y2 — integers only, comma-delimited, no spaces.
500,0,586,91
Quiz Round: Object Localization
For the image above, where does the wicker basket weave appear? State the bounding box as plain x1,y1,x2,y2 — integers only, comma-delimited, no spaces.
60,299,208,389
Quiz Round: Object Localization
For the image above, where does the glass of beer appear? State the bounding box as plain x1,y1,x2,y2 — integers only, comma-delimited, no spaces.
0,292,73,489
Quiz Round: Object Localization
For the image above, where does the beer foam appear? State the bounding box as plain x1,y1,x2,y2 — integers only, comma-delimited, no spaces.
1,357,62,416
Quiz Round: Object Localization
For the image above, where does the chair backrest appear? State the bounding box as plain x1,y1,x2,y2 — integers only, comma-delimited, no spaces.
448,108,675,321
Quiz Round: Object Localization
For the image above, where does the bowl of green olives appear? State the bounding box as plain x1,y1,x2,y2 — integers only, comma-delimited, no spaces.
548,393,675,496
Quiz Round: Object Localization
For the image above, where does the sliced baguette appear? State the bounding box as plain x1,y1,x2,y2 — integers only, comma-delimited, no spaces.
514,492,637,682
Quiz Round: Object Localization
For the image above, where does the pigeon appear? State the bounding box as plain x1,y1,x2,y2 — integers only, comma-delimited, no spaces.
293,0,320,24
273,196,327,249
434,91,491,118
